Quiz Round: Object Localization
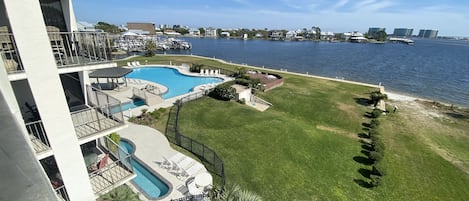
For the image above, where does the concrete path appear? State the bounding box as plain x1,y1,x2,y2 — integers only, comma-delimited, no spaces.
117,123,207,201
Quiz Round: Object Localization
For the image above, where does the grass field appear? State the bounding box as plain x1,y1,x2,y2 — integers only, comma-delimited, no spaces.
127,55,469,200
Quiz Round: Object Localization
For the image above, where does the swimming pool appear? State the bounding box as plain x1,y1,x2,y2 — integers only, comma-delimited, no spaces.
111,99,145,114
126,67,223,99
120,140,170,199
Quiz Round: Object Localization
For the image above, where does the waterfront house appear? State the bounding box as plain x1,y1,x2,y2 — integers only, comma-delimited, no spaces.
1,0,135,200
269,30,284,40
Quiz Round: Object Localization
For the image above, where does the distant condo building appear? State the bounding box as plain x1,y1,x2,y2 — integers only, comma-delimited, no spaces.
393,28,413,38
368,27,386,39
205,27,218,37
418,29,438,38
127,22,156,35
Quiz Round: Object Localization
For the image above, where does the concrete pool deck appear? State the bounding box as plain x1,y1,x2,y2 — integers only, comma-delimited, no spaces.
118,123,209,201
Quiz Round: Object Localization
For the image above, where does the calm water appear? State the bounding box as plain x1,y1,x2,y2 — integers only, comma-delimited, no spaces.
163,38,469,107
127,67,223,99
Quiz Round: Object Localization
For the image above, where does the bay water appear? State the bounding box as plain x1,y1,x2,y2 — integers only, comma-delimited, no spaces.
162,38,469,107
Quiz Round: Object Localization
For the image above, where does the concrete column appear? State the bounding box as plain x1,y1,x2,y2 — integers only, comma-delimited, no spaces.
3,0,95,200
79,71,90,105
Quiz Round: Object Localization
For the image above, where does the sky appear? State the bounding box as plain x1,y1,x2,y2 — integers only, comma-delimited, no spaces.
73,0,469,36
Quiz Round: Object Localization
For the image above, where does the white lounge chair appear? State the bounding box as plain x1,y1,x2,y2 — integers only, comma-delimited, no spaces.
169,153,185,163
177,157,195,170
127,62,132,67
209,70,214,75
136,61,141,66
183,163,204,179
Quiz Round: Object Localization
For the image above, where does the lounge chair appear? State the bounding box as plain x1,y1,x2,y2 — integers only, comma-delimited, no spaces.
183,163,204,179
136,61,141,66
177,157,195,170
127,62,132,67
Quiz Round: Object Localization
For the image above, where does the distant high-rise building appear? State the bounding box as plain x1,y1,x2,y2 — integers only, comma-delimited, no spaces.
368,27,386,39
393,28,413,38
127,22,156,35
418,29,438,38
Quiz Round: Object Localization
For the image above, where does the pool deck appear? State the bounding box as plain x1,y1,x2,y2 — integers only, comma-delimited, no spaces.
117,123,209,201
97,64,233,118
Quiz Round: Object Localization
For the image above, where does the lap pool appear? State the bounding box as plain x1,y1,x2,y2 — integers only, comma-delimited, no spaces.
120,140,170,199
126,67,223,99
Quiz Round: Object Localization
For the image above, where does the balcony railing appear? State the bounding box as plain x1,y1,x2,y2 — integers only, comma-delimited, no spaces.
71,86,124,140
47,28,112,68
54,185,70,201
89,136,134,195
0,32,24,74
25,120,51,154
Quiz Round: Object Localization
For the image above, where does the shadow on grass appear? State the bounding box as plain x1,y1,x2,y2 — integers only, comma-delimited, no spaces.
354,179,373,188
358,132,369,138
361,150,370,157
446,112,469,120
354,98,371,107
353,156,374,165
362,122,371,128
358,168,373,178
361,144,373,151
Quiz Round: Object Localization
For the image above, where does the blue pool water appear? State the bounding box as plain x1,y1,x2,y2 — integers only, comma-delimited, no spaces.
126,67,223,99
120,140,170,199
111,99,146,113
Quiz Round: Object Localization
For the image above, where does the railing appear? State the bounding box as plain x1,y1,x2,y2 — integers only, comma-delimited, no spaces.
166,89,225,191
0,32,24,73
89,136,134,194
253,96,273,106
70,86,124,139
47,31,112,68
54,185,70,201
170,194,207,201
24,120,51,154
86,85,124,122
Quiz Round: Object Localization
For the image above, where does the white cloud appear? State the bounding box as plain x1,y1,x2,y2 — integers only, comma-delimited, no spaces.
332,0,349,9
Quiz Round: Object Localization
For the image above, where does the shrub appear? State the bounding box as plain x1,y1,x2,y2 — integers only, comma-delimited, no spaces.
370,175,382,187
370,119,380,128
235,78,251,86
369,151,383,163
108,133,121,153
368,128,379,138
372,138,385,153
371,108,383,118
372,163,386,176
209,81,236,101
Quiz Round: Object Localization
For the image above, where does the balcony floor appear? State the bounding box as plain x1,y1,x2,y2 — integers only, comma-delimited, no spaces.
29,135,51,154
72,108,122,139
90,162,134,195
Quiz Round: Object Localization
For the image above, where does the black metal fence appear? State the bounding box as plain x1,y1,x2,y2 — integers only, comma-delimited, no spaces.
165,90,226,191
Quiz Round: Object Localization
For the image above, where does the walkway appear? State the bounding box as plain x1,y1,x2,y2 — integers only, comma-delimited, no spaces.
117,123,207,201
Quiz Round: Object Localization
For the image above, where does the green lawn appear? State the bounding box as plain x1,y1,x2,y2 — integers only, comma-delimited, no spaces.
129,55,469,200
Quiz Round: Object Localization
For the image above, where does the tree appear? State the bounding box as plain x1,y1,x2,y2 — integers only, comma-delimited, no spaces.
212,184,263,201
198,27,206,35
370,91,388,107
98,185,139,201
95,22,122,33
144,40,156,57
174,27,189,35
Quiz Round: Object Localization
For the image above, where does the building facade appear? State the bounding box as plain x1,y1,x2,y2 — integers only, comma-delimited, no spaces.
1,0,135,200
367,27,386,39
418,29,438,38
127,22,156,35
393,28,413,38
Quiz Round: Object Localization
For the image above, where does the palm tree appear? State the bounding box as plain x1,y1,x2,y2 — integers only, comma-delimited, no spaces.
144,40,156,57
212,184,262,201
99,185,139,201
